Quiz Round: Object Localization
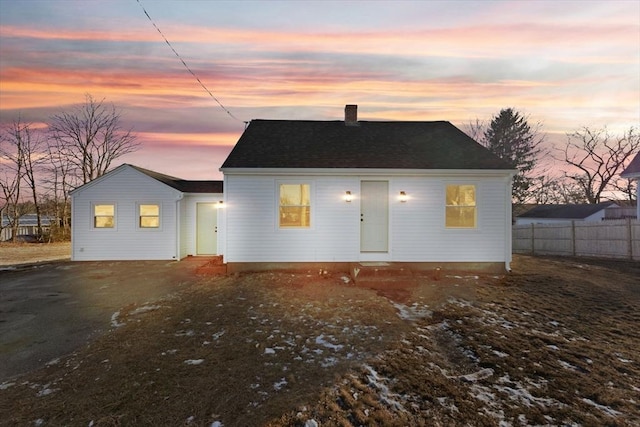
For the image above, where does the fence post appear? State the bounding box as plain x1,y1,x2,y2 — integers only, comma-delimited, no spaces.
628,218,633,260
571,220,576,257
531,223,535,255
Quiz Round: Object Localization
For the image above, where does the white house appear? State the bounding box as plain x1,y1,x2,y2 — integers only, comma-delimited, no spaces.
70,164,223,261
515,202,618,225
621,152,640,219
219,105,515,273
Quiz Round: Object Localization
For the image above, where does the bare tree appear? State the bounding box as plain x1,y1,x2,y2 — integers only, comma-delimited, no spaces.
42,136,78,240
1,121,27,241
559,126,640,203
49,94,140,184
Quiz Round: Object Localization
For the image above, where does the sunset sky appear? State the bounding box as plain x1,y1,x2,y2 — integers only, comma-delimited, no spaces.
1,0,638,179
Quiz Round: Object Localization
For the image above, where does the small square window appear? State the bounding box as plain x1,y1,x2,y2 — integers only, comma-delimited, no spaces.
94,204,115,228
279,184,310,228
139,204,160,228
446,185,476,228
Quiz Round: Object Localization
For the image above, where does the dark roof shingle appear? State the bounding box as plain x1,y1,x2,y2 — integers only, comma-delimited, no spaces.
221,120,512,170
517,202,616,219
129,165,223,193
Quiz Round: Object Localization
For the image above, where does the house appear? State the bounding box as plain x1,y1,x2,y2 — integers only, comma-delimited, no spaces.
1,214,54,241
621,151,640,219
219,105,516,273
515,202,618,225
70,164,223,261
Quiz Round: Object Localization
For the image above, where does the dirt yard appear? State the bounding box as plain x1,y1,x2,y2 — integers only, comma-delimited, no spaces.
0,251,638,426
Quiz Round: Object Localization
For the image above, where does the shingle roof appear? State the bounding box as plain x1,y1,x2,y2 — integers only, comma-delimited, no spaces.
517,202,616,219
221,120,513,170
621,152,640,177
129,165,223,193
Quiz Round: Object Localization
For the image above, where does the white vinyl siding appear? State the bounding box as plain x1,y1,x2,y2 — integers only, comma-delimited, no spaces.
224,173,510,264
179,194,224,258
71,166,180,261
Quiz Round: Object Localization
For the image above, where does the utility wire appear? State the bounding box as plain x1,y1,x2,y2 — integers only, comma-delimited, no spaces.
135,0,244,123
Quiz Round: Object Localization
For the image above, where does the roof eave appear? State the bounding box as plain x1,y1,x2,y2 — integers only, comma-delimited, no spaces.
220,167,517,177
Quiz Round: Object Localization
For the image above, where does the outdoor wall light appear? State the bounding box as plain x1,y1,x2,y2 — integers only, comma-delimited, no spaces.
215,200,224,208
399,191,408,203
345,191,353,202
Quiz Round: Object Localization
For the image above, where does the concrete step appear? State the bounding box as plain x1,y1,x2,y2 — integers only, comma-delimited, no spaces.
349,262,417,289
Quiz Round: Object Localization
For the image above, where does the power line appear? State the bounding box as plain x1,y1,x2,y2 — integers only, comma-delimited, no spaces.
135,0,244,123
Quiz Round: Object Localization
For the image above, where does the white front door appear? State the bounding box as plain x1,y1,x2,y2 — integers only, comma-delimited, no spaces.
196,203,217,255
360,181,389,252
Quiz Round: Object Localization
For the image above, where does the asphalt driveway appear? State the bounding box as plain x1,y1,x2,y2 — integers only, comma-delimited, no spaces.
0,259,205,381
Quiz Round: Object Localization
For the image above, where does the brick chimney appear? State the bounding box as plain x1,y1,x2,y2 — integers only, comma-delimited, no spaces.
344,104,358,126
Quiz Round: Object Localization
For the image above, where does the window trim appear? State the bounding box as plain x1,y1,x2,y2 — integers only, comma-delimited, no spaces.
444,184,477,229
137,203,161,230
92,202,116,230
277,181,313,229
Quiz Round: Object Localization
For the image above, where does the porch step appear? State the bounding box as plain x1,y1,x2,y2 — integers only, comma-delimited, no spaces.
349,262,417,289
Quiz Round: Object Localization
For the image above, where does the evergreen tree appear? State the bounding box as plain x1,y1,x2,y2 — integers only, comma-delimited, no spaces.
483,108,543,204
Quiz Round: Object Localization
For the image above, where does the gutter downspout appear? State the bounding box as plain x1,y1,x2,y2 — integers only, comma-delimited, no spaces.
505,173,515,272
175,192,184,260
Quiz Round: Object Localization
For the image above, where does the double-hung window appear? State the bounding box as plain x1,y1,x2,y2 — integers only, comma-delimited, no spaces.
94,204,115,228
445,185,476,228
139,204,160,228
279,184,310,228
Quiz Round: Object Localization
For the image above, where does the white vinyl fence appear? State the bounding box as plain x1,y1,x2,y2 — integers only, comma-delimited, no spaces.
513,219,640,261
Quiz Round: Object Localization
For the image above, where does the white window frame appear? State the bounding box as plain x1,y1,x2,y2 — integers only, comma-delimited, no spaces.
277,181,313,229
92,202,117,230
137,202,162,230
444,183,477,229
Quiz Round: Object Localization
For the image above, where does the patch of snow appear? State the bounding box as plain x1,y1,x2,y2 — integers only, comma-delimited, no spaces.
34,420,44,427
364,365,406,412
174,330,195,337
304,420,319,427
186,415,195,423
37,387,57,397
161,349,177,356
547,345,559,351
582,398,622,417
129,305,161,316
558,359,578,371
0,382,15,390
459,368,494,382
493,350,509,358
273,377,287,390
264,348,276,354
210,422,224,427
315,334,343,351
212,330,226,340
184,359,204,365
46,357,60,366
391,302,432,321
110,311,125,328
341,275,351,284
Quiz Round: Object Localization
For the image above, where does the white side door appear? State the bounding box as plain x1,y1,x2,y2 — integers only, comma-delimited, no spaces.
360,181,389,252
196,203,217,255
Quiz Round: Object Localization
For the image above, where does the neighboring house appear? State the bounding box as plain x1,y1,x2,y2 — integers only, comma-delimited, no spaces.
515,202,618,225
621,152,640,220
70,164,223,261
1,214,53,241
219,105,516,272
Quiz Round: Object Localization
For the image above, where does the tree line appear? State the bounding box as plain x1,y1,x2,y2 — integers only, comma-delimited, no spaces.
468,108,639,206
0,94,139,242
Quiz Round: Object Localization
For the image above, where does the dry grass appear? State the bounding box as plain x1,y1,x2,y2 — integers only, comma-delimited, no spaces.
0,242,70,266
1,255,639,426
